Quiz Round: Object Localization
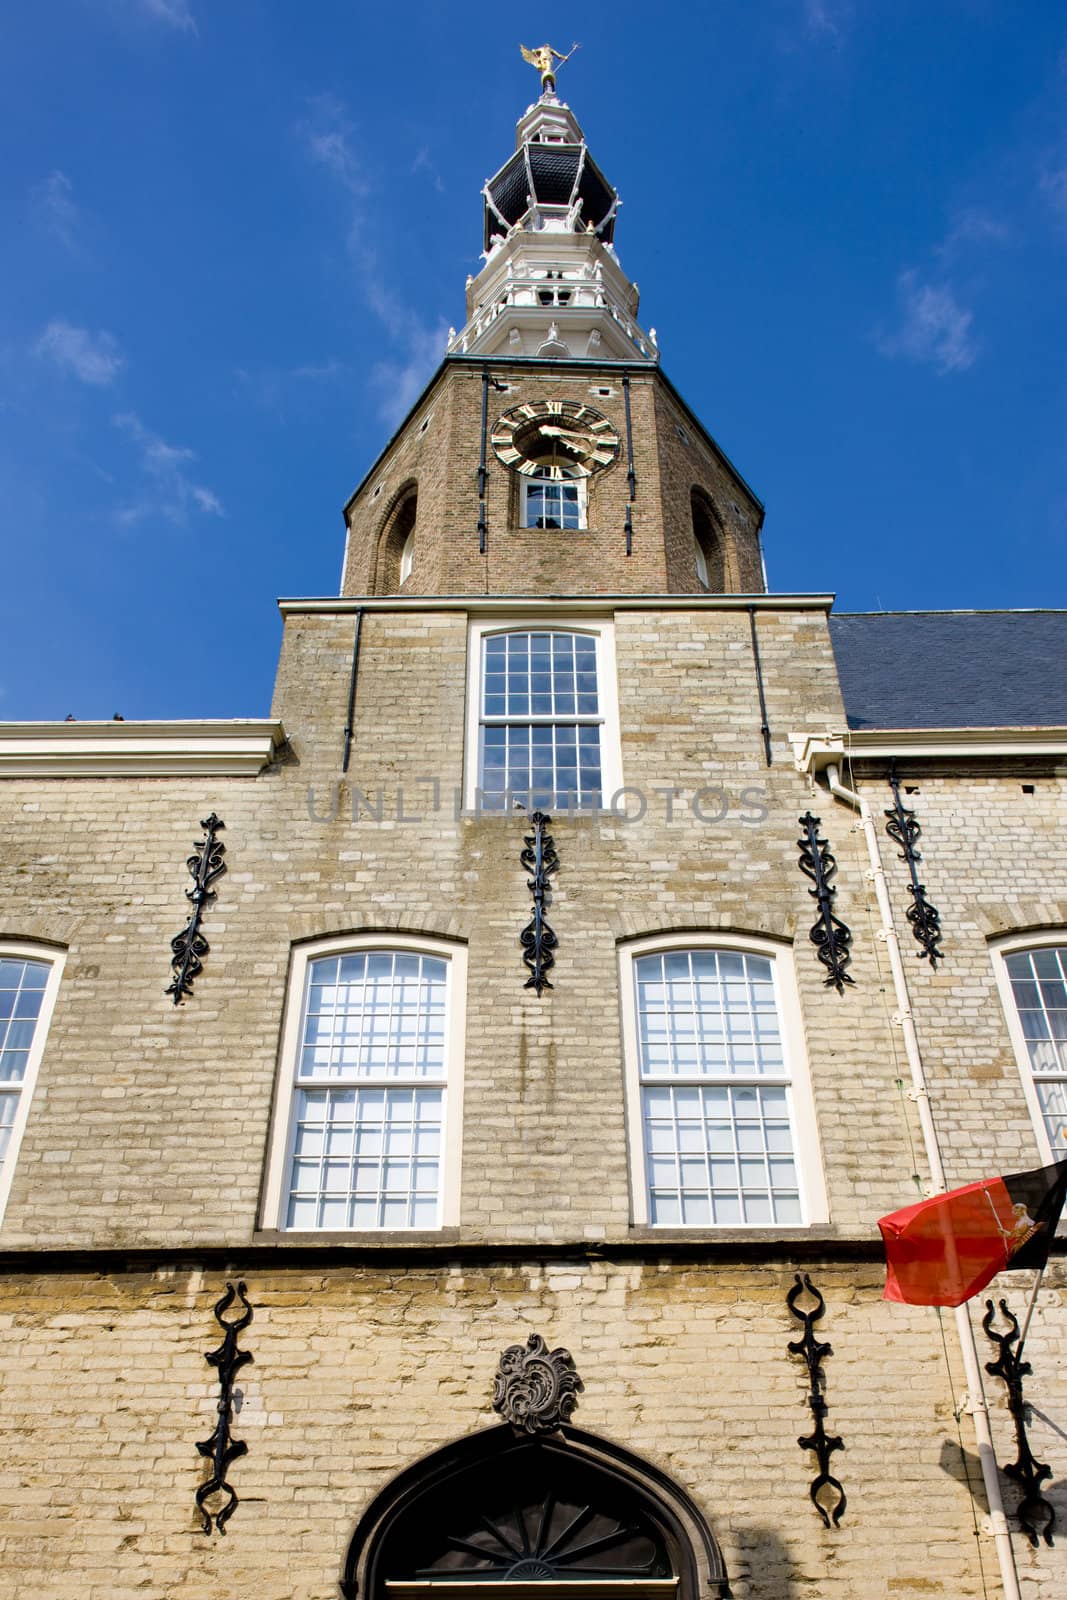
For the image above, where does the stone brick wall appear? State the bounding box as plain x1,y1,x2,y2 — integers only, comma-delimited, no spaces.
3,600,1067,1597
339,362,764,599
1,607,1061,1245
5,1256,1059,1600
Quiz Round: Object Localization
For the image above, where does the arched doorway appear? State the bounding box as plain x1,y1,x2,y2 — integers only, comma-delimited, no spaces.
341,1425,730,1600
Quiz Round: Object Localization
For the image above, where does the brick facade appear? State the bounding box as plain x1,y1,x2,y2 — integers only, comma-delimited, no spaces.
2,591,1066,1598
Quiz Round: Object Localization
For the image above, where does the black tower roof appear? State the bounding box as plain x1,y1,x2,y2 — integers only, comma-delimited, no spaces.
483,143,618,250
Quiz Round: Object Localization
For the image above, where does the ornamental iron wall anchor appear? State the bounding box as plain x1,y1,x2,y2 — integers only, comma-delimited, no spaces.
520,811,559,996
493,1332,583,1434
786,1273,846,1528
983,1297,1055,1547
196,1280,253,1535
166,812,226,1004
797,813,854,992
884,772,943,966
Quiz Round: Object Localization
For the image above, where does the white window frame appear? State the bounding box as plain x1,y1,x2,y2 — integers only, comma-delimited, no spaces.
694,534,709,589
464,617,623,813
261,933,467,1232
399,526,415,585
520,466,587,531
992,931,1067,1165
618,933,827,1228
0,941,66,1226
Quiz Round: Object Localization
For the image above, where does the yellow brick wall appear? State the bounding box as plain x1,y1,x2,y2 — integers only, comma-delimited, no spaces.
4,1259,1060,1600
2,602,1067,1597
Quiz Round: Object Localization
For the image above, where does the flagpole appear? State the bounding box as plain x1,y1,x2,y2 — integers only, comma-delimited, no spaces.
1016,1265,1045,1356
825,764,1022,1600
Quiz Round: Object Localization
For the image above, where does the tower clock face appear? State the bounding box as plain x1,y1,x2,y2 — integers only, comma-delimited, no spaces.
491,399,621,479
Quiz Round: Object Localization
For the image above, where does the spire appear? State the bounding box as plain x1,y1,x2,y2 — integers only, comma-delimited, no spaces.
446,54,657,363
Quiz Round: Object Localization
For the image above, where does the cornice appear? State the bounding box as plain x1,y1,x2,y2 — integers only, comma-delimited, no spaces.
279,592,834,617
341,354,763,518
0,1230,1062,1275
0,719,287,777
792,727,1067,771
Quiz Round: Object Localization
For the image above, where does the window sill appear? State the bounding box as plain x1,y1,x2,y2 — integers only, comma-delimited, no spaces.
626,1223,839,1245
253,1227,462,1247
507,524,591,535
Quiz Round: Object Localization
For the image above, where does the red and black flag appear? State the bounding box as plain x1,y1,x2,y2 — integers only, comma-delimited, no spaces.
879,1159,1067,1307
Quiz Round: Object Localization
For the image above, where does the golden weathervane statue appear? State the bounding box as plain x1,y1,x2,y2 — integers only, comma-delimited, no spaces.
520,41,580,96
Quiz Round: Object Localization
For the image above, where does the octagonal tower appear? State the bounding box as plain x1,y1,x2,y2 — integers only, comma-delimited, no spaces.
340,81,766,599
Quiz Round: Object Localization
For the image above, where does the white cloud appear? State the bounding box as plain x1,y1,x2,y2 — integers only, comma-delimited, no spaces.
234,359,345,418
33,171,81,253
290,360,344,382
802,0,850,39
133,0,197,32
36,320,124,386
299,95,446,423
300,95,367,195
354,244,448,423
937,206,1010,260
1040,165,1067,219
370,321,450,426
877,271,978,375
774,1,851,55
112,411,224,525
411,147,445,194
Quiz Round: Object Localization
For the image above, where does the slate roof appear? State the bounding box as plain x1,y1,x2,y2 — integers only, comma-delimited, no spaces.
828,611,1067,730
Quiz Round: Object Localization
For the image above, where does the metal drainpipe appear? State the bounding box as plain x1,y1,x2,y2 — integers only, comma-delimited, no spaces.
823,762,1020,1600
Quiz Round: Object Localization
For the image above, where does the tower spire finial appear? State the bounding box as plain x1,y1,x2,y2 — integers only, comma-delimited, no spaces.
519,41,579,97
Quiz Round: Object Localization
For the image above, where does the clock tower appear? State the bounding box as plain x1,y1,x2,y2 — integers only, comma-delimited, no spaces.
340,68,766,600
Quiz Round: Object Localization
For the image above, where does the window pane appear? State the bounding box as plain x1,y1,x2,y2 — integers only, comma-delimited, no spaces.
297,952,447,1082
285,1086,442,1230
635,950,783,1078
637,949,802,1227
1035,1080,1067,1153
478,636,604,810
0,960,55,1184
523,470,582,530
642,1081,801,1226
0,1090,18,1171
1006,947,1067,1147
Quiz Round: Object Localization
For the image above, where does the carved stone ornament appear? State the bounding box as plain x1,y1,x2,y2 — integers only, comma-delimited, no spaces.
492,1333,583,1434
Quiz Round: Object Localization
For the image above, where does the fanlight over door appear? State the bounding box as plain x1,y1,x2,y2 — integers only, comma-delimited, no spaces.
342,1427,729,1600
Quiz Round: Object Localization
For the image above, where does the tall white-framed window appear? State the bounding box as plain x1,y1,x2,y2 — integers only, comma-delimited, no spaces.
521,466,586,530
465,619,623,812
0,942,65,1225
693,535,709,589
619,935,827,1227
399,526,415,585
993,935,1067,1163
262,934,466,1231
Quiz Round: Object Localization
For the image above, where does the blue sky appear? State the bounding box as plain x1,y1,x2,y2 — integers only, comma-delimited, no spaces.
4,2,1067,720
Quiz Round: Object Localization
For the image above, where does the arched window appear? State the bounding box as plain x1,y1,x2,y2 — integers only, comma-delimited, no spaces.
619,936,826,1227
466,622,622,811
376,485,418,593
0,943,65,1224
690,490,725,592
994,938,1067,1162
262,935,466,1231
342,1424,730,1600
522,465,585,530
